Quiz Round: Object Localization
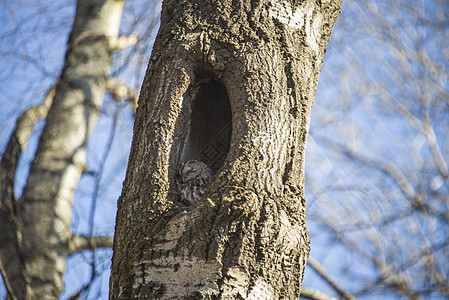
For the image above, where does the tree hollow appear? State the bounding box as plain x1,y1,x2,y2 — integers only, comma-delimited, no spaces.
181,80,232,172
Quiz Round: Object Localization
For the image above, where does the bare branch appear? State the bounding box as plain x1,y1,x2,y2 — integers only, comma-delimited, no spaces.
300,287,339,300
1,84,55,206
307,257,355,300
109,33,138,51
106,78,138,114
68,235,114,255
0,259,18,300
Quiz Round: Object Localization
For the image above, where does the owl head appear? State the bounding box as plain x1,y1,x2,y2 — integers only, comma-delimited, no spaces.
179,160,207,182
178,160,212,182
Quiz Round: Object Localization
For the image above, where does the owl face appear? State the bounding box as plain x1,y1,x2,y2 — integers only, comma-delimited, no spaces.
180,160,203,181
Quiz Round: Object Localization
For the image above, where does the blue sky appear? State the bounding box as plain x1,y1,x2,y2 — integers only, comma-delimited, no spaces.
1,0,448,299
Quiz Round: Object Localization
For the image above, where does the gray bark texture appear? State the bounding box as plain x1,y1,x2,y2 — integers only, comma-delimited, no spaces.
110,0,341,299
0,0,124,299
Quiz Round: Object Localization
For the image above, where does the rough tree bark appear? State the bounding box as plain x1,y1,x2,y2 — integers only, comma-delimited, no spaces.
0,0,124,299
110,0,341,298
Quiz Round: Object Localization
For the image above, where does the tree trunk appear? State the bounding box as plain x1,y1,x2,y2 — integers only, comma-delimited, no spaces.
110,0,341,298
0,0,124,299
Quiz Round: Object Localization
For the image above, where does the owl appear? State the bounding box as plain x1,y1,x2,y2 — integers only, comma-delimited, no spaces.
175,160,214,206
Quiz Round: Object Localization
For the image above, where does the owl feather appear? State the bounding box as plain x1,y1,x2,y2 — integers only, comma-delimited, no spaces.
175,160,214,206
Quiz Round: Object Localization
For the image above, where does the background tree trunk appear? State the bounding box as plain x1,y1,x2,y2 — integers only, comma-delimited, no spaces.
0,0,124,298
110,0,341,298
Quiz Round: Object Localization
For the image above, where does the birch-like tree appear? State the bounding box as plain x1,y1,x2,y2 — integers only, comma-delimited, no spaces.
0,0,124,298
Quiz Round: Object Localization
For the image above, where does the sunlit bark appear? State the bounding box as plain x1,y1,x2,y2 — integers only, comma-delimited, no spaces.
110,0,342,298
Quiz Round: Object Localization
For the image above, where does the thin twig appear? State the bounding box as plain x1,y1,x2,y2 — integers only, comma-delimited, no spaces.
307,257,355,300
0,259,19,300
300,287,339,300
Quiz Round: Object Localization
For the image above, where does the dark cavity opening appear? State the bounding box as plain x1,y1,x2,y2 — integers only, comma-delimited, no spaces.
181,79,232,172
